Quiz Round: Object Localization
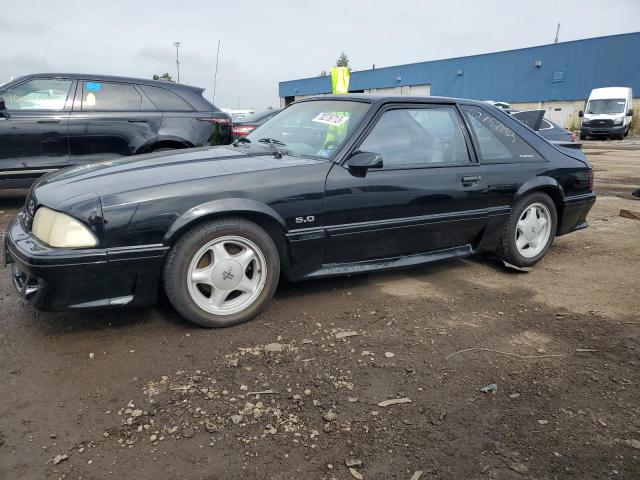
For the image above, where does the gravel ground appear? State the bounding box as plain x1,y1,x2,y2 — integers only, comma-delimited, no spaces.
0,149,639,480
582,132,640,150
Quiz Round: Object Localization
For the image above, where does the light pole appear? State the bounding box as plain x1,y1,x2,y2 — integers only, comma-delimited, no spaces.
173,41,181,83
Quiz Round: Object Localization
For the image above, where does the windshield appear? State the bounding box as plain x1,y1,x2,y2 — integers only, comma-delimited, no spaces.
242,100,370,159
587,99,626,114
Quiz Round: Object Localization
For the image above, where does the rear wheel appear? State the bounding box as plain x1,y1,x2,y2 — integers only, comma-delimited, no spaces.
498,192,557,269
163,218,280,327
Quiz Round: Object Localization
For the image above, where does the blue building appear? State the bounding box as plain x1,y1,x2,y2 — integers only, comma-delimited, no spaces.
279,32,640,127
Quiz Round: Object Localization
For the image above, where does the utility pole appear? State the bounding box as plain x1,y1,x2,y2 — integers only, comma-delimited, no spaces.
173,41,181,83
554,23,561,44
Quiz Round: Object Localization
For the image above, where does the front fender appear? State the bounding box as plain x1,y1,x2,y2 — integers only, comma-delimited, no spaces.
163,198,287,244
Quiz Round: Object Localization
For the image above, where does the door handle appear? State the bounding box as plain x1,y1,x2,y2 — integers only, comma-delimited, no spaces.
37,119,61,124
128,119,148,123
461,175,482,185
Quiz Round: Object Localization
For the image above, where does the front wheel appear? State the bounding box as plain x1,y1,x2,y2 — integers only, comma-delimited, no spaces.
498,192,557,269
163,218,280,327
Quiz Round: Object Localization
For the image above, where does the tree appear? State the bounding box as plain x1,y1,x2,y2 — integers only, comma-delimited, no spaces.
336,52,350,69
153,73,174,82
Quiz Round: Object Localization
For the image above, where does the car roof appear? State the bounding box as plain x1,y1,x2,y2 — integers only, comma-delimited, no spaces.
295,93,489,107
589,87,632,99
14,73,204,93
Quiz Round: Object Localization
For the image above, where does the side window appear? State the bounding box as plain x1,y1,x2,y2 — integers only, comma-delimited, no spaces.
140,85,193,111
358,106,470,167
461,106,542,162
3,78,72,110
540,119,553,130
81,81,142,111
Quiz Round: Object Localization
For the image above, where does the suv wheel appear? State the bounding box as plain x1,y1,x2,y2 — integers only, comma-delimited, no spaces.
163,218,280,327
498,192,557,268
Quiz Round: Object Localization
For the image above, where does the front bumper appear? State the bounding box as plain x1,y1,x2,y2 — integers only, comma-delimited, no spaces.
4,214,167,311
581,124,626,136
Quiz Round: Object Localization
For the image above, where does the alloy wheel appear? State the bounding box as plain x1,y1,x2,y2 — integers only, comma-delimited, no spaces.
515,202,552,258
186,235,267,316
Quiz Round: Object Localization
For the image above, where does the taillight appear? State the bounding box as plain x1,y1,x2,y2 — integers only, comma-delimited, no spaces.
588,169,594,190
571,132,577,142
232,125,256,137
197,117,231,125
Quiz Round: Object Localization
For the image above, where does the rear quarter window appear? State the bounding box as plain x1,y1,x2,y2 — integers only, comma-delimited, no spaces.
140,85,193,111
461,106,543,163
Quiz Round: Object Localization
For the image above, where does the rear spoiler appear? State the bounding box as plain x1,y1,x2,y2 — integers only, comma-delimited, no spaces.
551,141,582,150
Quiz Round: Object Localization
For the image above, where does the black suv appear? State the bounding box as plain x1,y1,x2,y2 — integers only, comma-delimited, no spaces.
0,73,232,188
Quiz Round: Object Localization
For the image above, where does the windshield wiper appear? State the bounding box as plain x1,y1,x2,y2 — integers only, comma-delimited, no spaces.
233,137,251,147
258,137,286,159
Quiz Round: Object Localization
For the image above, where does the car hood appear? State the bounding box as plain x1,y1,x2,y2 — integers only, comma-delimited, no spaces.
32,146,323,208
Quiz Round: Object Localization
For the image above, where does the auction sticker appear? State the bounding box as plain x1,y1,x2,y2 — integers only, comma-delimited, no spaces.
312,112,348,127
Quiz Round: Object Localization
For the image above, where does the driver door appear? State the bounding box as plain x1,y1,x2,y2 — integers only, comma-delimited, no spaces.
323,103,487,264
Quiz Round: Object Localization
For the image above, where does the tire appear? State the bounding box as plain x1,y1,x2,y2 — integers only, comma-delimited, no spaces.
163,217,280,327
498,192,557,269
579,133,586,141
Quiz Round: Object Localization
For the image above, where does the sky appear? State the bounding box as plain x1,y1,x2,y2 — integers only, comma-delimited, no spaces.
1,0,639,110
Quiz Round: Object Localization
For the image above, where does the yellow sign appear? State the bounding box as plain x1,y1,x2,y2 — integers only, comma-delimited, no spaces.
331,66,350,94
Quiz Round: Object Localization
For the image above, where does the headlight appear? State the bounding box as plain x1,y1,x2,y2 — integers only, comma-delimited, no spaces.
582,119,590,126
614,117,623,125
32,207,97,248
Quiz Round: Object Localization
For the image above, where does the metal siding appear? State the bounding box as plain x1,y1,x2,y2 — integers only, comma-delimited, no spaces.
279,32,640,102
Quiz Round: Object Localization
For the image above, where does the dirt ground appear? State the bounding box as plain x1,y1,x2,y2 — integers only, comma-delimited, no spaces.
0,149,639,480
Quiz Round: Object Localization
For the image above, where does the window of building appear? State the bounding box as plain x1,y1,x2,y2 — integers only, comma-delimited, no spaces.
140,85,193,111
81,81,142,111
358,106,470,167
461,106,542,162
3,78,72,111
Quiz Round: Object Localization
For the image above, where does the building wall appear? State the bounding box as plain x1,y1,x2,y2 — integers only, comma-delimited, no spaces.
279,32,640,107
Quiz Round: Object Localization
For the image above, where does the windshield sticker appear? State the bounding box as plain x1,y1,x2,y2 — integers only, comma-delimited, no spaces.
85,82,101,92
312,112,349,127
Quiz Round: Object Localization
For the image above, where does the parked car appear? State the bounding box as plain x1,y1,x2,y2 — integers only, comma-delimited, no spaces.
0,73,232,188
509,109,576,143
5,95,595,328
579,87,634,140
232,108,282,139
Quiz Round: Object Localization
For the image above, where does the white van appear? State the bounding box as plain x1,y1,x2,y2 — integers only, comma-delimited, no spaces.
579,87,633,140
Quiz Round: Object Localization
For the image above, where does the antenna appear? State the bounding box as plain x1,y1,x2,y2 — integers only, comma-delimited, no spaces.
212,39,221,105
554,23,561,44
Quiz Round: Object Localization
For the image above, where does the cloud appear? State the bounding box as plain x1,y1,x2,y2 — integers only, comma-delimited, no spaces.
0,0,638,109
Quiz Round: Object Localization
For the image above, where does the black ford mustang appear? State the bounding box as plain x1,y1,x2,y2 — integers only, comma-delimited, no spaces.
5,95,596,327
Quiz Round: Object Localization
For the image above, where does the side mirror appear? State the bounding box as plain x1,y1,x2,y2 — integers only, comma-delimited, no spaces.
578,110,583,118
628,109,633,117
345,151,383,171
0,98,5,110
